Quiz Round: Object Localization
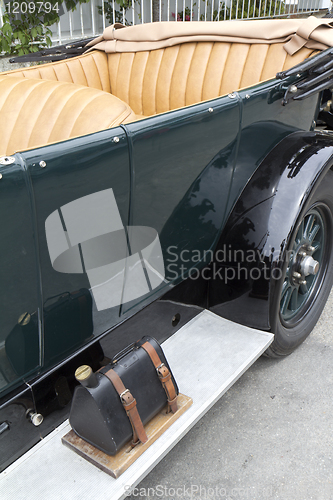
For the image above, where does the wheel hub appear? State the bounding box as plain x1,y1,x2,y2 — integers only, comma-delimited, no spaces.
291,246,319,285
299,254,319,276
280,207,325,323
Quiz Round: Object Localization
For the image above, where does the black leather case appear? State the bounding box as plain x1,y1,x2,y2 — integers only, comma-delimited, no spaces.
69,336,179,455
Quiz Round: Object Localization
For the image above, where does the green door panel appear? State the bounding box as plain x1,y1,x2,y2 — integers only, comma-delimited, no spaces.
122,96,241,313
225,79,320,218
21,129,131,369
0,76,319,383
0,158,40,396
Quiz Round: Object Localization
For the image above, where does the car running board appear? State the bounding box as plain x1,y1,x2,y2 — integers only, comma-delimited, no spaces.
0,310,273,500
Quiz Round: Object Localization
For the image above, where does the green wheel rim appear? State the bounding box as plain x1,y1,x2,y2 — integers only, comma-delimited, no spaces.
280,206,326,326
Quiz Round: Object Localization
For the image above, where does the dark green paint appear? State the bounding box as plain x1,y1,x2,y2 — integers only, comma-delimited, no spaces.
122,96,240,312
0,159,40,396
24,129,130,371
225,77,320,220
0,73,321,395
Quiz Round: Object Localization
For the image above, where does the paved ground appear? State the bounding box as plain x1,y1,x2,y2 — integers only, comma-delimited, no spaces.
127,292,333,500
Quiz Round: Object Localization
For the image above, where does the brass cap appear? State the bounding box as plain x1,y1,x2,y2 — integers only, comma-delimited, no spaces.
75,365,92,382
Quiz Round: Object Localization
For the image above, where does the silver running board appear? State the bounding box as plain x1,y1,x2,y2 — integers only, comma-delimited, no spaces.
0,310,273,500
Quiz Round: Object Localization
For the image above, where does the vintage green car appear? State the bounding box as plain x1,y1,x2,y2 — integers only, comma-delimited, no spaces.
1,16,333,496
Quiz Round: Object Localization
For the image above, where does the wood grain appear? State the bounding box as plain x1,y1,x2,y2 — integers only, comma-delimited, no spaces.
62,393,192,478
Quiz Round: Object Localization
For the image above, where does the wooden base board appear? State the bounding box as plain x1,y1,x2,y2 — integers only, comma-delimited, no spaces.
62,393,192,478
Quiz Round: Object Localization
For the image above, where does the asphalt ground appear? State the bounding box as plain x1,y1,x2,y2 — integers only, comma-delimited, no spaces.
126,291,333,500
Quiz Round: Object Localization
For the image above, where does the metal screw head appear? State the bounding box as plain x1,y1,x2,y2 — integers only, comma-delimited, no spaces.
245,94,250,99
39,161,46,168
113,136,120,143
289,85,298,94
208,107,214,113
0,156,15,165
18,312,31,326
228,93,236,99
293,272,302,279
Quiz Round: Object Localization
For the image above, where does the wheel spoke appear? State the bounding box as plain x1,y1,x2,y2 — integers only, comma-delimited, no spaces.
281,286,292,314
296,219,305,243
304,214,315,239
281,280,289,298
285,266,290,279
299,281,309,295
290,288,298,311
309,224,320,243
312,240,321,254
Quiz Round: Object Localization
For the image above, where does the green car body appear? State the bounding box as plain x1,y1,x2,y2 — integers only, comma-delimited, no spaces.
1,47,333,471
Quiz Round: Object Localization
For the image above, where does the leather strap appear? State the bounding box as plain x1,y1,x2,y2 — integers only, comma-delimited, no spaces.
141,341,178,414
104,368,148,446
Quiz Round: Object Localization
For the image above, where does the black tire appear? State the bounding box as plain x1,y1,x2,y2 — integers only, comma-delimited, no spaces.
265,170,333,358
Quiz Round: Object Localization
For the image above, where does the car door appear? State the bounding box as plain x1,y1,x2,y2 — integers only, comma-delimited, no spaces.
121,95,241,314
21,127,131,371
0,157,41,396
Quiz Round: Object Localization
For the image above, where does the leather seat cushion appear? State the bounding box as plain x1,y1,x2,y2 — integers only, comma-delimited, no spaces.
2,51,110,93
2,42,315,117
1,40,316,120
106,42,315,115
0,75,135,156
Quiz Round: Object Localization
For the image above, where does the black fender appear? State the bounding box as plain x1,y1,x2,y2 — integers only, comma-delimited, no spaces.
208,131,333,331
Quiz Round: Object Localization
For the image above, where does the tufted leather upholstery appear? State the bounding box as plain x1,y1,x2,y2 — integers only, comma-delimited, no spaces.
3,51,111,92
0,75,135,156
3,42,315,117
0,40,316,154
106,43,315,115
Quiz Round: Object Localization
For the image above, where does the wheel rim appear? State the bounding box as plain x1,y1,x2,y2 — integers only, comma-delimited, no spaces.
280,205,328,326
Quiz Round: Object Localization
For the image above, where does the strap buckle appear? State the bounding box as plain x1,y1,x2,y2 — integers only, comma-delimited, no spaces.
156,363,165,377
120,389,130,402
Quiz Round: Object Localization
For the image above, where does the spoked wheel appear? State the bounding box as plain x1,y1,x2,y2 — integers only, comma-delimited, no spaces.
280,207,326,325
266,176,333,357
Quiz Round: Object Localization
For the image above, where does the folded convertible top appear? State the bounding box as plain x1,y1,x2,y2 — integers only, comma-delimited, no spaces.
86,16,333,56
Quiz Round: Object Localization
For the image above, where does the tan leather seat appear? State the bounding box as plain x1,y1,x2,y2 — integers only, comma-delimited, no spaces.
0,75,136,156
3,51,111,92
106,43,315,115
2,42,314,117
